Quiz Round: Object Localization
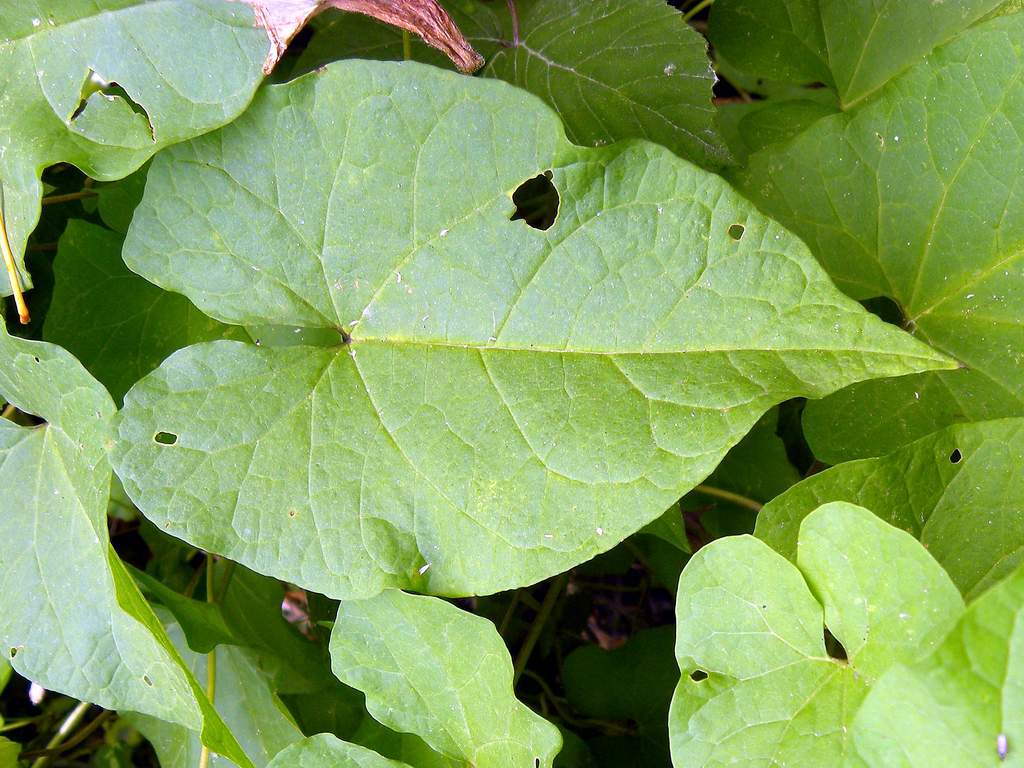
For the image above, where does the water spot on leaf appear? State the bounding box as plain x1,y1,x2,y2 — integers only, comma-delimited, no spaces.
949,448,963,464
511,171,559,231
728,223,745,240
154,431,178,445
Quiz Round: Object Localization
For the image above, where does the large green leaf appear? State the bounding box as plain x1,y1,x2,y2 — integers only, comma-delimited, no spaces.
0,325,251,766
0,0,269,294
669,502,963,766
298,0,728,167
330,589,562,767
710,0,1002,106
43,220,246,402
111,60,951,598
757,418,1024,600
267,735,411,768
734,13,1024,461
128,611,303,768
850,562,1024,767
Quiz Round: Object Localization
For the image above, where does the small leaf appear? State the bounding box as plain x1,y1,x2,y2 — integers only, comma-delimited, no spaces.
734,13,1024,460
670,502,963,766
112,60,952,599
0,326,251,766
0,0,269,296
851,562,1024,767
330,590,562,767
267,734,412,768
757,417,1024,600
43,220,246,403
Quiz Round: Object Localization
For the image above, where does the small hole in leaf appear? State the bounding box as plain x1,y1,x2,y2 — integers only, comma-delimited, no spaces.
154,431,178,445
727,223,745,240
689,669,708,682
33,357,40,363
511,171,559,231
858,295,907,328
143,675,153,686
950,448,963,464
824,627,848,661
8,648,16,659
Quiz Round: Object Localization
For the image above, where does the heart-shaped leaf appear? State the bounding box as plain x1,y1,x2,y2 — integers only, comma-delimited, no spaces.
267,735,412,768
112,60,951,598
670,502,963,766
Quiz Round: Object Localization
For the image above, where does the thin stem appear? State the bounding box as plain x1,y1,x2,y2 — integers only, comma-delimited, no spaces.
498,589,521,639
513,573,567,685
402,30,412,60
40,189,98,206
694,484,762,513
2,403,15,421
197,556,219,768
21,710,111,761
30,700,91,768
0,182,29,324
506,0,520,46
682,0,713,22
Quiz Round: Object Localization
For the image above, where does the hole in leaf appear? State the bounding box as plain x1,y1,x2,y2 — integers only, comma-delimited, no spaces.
32,357,40,363
727,223,745,240
950,448,963,464
511,171,559,231
824,627,848,661
154,431,178,445
858,295,907,328
689,669,708,681
72,69,155,139
142,675,153,686
8,648,16,659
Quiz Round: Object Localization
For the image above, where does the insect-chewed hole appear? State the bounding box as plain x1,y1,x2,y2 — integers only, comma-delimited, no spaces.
950,448,963,464
727,223,745,240
154,431,178,445
511,171,559,231
8,647,17,659
859,295,907,328
689,669,708,682
824,627,848,661
143,675,153,686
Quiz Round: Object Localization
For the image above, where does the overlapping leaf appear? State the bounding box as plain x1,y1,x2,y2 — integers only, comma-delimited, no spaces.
0,325,250,765
0,0,269,293
111,60,951,598
266,735,411,768
757,418,1024,600
44,220,246,402
851,562,1024,766
710,0,1002,105
733,13,1024,460
298,0,728,167
330,589,562,767
670,502,962,766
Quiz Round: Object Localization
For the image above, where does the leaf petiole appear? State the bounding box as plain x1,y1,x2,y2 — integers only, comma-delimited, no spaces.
0,182,28,324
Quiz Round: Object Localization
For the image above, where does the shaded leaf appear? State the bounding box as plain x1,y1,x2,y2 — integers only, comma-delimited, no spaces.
112,60,950,598
851,562,1024,767
266,734,411,768
710,0,1003,106
0,0,269,295
734,13,1024,460
128,611,303,767
0,326,251,766
43,220,246,403
330,589,562,767
758,418,1024,600
298,0,729,167
670,502,962,766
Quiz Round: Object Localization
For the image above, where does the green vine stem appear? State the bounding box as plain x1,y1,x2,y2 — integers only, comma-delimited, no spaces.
513,573,568,685
197,556,219,768
693,484,763,513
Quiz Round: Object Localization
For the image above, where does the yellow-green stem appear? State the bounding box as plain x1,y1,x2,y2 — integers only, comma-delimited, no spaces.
694,484,763,513
513,573,567,685
682,0,713,22
197,557,218,768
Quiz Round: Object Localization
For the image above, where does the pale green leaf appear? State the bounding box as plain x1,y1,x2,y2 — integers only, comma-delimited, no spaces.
298,0,728,167
43,220,246,402
851,563,1024,767
757,418,1024,600
670,502,962,766
0,326,251,766
710,0,1002,105
128,611,303,768
0,0,268,293
0,737,17,768
266,735,412,768
112,60,951,598
734,14,1024,461
330,590,562,767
